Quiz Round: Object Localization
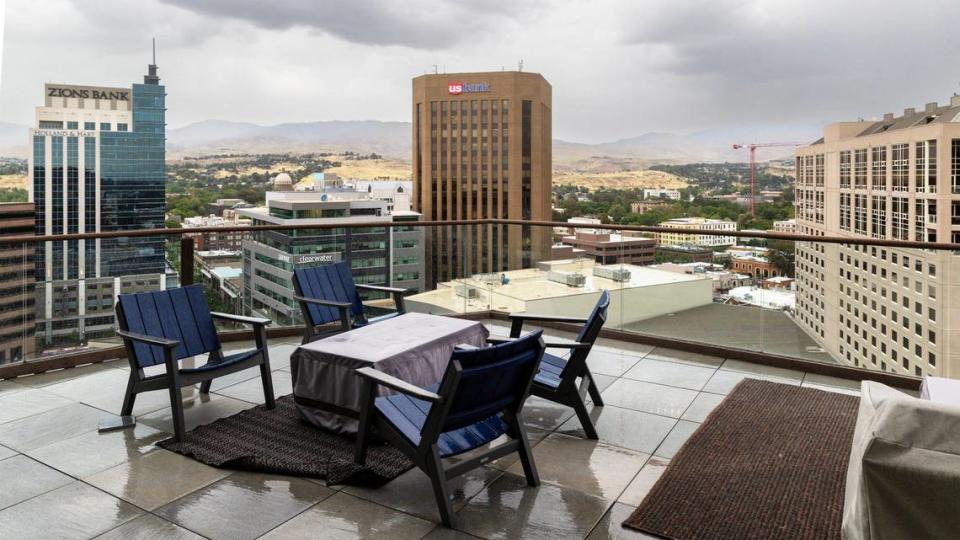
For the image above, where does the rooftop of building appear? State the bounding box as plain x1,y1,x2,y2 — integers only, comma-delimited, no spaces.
196,250,242,259
407,260,707,314
808,94,960,144
727,286,795,310
0,319,873,538
210,266,243,280
562,232,655,246
655,244,714,252
660,217,735,225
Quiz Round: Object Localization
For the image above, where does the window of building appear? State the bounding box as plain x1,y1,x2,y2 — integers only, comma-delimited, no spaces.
892,143,909,191
840,150,851,188
99,122,111,131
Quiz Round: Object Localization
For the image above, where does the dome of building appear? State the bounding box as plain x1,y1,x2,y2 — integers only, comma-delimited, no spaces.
273,172,293,191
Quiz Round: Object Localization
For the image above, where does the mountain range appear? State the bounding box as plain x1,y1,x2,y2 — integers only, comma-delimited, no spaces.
0,119,820,163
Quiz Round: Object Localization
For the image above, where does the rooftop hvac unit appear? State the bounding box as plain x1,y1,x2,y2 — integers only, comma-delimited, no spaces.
454,284,478,298
548,270,586,287
593,266,631,282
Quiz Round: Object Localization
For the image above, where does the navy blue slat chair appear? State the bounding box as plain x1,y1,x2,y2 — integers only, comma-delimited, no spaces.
292,261,409,343
354,330,546,528
496,290,610,439
115,284,274,442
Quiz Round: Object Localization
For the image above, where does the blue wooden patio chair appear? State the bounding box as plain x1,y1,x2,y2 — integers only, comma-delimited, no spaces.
292,261,409,343
354,330,546,528
497,290,610,439
115,284,274,442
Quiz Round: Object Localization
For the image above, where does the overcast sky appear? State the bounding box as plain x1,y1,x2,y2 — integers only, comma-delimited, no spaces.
1,0,959,143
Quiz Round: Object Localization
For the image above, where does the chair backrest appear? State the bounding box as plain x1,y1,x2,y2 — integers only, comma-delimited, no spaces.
576,290,610,344
116,284,221,368
433,330,545,434
292,262,363,326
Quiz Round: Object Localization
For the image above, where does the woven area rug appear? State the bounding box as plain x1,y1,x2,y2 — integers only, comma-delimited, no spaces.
157,396,413,485
623,378,859,540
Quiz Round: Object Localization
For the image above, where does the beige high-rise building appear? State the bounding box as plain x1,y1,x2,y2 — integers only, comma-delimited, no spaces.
795,95,960,379
412,71,552,286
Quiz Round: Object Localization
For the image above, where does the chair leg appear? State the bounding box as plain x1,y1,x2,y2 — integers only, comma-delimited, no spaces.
120,371,138,417
586,372,604,406
199,380,212,394
169,384,187,443
354,382,375,465
515,418,540,487
426,446,456,528
260,361,276,409
572,395,599,440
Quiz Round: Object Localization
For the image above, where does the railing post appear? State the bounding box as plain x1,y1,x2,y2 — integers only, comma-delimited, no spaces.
180,236,194,286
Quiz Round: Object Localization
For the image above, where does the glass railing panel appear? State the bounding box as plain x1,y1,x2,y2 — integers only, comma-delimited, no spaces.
0,241,37,366
0,221,952,384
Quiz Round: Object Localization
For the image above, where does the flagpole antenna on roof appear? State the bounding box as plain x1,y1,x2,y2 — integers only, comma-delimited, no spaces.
144,37,161,85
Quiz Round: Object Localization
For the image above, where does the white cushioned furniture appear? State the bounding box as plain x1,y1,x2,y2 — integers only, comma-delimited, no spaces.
842,381,960,539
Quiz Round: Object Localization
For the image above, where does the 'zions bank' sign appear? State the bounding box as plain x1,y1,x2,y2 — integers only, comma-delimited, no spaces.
448,82,490,95
45,84,130,102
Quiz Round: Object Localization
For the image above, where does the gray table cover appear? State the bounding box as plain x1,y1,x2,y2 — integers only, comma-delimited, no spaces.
291,313,489,433
842,381,960,539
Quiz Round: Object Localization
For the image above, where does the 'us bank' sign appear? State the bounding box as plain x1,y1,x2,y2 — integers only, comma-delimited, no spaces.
448,82,491,95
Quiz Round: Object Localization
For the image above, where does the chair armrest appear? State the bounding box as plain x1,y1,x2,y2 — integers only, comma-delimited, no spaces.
210,312,271,327
356,284,410,295
508,313,589,325
544,341,592,350
116,329,179,349
485,337,519,345
355,367,441,403
293,296,352,309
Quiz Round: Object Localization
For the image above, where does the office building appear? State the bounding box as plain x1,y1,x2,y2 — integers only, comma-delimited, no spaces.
657,217,737,247
412,71,552,286
27,59,174,344
731,253,781,279
630,200,668,214
795,95,960,378
196,250,243,314
0,203,36,364
237,188,424,326
207,198,252,216
182,213,253,251
773,219,797,233
655,244,715,264
560,229,655,265
643,188,681,201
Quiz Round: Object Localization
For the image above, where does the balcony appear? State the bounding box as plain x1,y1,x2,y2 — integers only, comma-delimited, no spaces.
0,220,952,537
0,325,888,539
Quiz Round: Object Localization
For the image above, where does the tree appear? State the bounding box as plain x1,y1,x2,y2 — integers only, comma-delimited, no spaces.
767,239,795,277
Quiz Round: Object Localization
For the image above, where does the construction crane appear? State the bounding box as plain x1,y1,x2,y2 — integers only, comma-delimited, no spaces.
732,142,805,215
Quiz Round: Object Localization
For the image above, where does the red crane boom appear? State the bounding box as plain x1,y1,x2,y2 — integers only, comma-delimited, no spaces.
732,142,806,215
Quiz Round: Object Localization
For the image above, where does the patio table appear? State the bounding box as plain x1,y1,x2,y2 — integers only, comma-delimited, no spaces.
290,312,489,433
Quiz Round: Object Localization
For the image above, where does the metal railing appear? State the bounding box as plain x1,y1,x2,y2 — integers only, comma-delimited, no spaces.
0,218,955,388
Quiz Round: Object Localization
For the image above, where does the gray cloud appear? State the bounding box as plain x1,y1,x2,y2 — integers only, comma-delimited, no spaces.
2,0,958,144
158,0,530,49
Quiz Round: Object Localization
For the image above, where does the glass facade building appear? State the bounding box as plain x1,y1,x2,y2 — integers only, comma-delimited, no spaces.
28,65,171,345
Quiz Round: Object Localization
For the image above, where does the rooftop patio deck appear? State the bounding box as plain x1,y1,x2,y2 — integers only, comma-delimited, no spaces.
0,321,866,539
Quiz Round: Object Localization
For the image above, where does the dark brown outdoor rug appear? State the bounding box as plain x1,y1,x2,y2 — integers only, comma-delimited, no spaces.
623,378,859,540
157,395,413,486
